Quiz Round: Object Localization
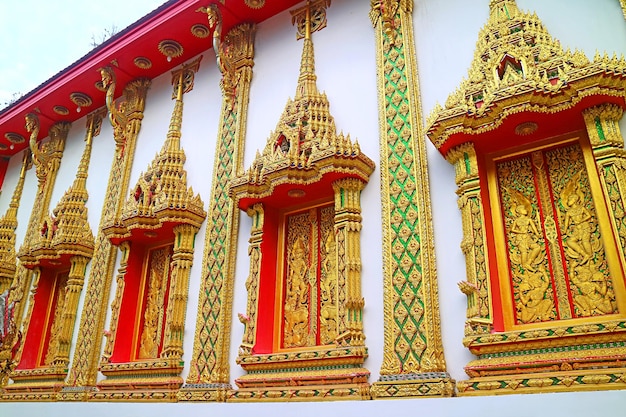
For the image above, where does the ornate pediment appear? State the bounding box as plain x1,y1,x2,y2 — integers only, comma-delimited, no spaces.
19,111,105,268
427,0,626,153
231,3,374,205
103,58,205,243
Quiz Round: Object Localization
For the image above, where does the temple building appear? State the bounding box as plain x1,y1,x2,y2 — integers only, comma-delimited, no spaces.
0,0,625,415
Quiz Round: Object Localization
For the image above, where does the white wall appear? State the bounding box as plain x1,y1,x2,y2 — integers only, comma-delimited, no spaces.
1,0,626,415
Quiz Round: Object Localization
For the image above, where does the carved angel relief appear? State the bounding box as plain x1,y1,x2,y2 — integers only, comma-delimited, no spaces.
498,143,617,325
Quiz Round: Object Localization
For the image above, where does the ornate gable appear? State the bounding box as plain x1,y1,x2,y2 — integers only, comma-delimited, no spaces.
103,58,205,243
427,0,626,155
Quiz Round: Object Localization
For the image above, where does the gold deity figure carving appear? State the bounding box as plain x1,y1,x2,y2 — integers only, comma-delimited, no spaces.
515,267,554,323
507,188,543,272
283,236,310,348
561,172,594,264
43,274,68,365
138,247,170,359
319,232,337,344
206,3,238,107
570,262,615,317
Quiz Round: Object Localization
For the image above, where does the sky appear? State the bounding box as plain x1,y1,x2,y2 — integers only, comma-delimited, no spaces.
0,0,167,108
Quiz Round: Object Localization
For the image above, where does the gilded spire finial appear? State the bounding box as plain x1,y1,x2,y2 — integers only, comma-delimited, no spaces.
0,150,32,292
489,0,521,22
115,56,205,224
291,0,329,99
238,0,372,187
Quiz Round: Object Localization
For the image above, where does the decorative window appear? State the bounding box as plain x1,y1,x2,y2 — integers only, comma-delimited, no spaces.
228,0,375,401
6,113,101,396
426,0,626,395
107,242,174,363
97,59,205,398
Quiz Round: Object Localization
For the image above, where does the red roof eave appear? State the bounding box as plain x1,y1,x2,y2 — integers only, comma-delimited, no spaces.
0,0,303,157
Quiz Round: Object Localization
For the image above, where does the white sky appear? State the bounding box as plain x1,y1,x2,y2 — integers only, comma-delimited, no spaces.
0,0,166,107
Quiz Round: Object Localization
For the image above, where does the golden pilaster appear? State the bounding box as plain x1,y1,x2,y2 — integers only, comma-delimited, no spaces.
54,255,90,366
239,203,264,356
161,223,197,358
99,241,130,364
179,18,256,402
447,143,493,338
369,0,454,398
62,76,150,398
584,104,626,271
332,178,366,346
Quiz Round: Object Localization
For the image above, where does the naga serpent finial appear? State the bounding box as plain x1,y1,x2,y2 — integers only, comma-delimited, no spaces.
207,4,238,108
100,66,127,152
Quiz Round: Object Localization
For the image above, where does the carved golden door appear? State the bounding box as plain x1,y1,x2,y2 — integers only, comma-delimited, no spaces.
17,269,69,369
136,243,173,359
488,137,625,329
280,204,338,349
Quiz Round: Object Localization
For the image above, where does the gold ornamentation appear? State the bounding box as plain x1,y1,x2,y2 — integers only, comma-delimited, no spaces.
1,118,68,395
229,2,374,400
449,144,493,337
158,39,183,62
369,0,412,46
0,151,31,293
180,23,256,402
369,0,453,398
4,110,104,398
290,0,330,40
4,132,25,144
138,246,170,359
96,59,205,397
244,0,265,9
205,4,240,108
0,151,31,387
427,0,626,395
515,121,538,136
53,105,70,116
427,0,626,150
133,56,152,69
69,92,92,112
64,77,150,392
190,24,210,38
